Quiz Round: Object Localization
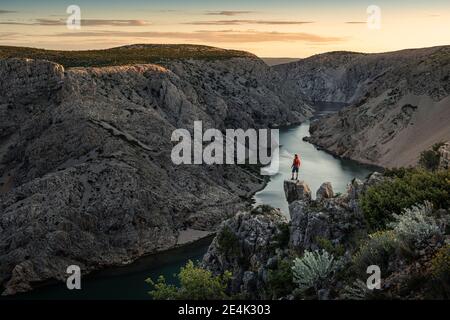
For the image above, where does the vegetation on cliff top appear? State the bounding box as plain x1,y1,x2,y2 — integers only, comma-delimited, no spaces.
0,44,255,68
419,142,445,171
360,168,449,230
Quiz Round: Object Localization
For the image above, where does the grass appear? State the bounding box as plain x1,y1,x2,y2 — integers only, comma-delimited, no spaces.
0,44,255,68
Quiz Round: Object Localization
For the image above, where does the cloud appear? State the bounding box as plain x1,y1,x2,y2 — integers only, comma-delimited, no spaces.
0,10,16,14
204,11,254,16
184,20,314,25
48,30,343,43
0,32,19,40
0,19,151,26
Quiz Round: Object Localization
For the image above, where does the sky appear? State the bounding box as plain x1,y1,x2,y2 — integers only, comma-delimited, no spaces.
0,0,449,57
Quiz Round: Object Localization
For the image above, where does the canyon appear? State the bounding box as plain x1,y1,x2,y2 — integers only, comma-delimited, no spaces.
274,46,450,167
0,44,448,295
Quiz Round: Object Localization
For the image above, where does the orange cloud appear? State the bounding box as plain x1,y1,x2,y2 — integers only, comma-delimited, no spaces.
0,19,151,26
204,11,254,16
184,20,314,25
49,30,344,43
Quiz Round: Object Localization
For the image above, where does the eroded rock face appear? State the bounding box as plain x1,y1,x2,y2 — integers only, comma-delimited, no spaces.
286,176,382,253
284,180,356,252
0,58,64,105
203,175,383,299
283,180,312,203
0,55,310,295
202,206,288,299
316,182,334,201
275,46,450,168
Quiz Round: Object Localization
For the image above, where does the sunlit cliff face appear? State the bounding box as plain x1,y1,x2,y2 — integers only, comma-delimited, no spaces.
1,0,449,57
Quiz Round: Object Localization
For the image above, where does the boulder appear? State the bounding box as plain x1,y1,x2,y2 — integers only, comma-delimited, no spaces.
283,180,311,203
316,182,334,201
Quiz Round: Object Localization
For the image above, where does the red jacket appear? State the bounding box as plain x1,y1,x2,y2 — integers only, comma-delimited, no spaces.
293,157,301,168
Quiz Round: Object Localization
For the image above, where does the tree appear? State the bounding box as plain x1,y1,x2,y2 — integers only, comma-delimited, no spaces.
419,142,445,171
146,260,232,300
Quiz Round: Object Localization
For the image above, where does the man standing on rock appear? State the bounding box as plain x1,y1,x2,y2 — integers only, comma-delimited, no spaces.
291,154,301,180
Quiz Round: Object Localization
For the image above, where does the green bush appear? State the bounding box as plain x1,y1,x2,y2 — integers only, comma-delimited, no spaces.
315,237,345,257
340,279,372,300
431,245,450,281
429,245,450,298
267,258,295,299
352,231,398,275
360,168,450,230
217,226,240,257
389,202,443,249
292,250,340,294
250,204,274,215
419,142,445,171
146,260,232,300
272,223,290,249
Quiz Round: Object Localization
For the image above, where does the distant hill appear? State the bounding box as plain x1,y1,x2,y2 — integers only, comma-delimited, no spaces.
274,45,450,167
262,57,299,66
0,44,256,68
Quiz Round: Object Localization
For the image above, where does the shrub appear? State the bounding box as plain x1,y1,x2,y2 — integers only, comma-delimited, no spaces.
146,260,231,300
267,258,295,299
431,245,450,281
389,202,443,249
352,231,398,275
360,168,450,230
419,142,445,171
315,237,345,257
340,279,372,300
272,223,290,249
292,250,339,293
217,226,240,257
429,245,450,298
250,204,274,215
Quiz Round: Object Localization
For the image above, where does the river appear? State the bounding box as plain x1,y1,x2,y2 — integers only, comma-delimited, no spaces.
253,123,374,215
7,102,377,300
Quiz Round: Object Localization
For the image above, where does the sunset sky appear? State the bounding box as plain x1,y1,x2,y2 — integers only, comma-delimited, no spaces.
0,0,449,57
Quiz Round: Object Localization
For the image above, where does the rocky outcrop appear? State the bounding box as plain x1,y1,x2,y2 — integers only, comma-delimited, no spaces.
202,206,289,299
275,46,450,168
283,180,311,203
0,48,311,295
316,182,334,201
203,173,384,299
0,58,64,105
285,177,375,253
